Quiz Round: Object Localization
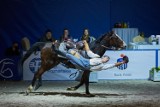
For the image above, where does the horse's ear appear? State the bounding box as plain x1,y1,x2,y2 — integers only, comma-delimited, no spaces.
106,31,112,37
108,31,114,36
110,31,117,38
111,30,115,34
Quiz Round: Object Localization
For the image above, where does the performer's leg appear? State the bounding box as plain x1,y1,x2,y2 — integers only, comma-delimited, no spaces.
66,54,84,67
68,49,81,59
83,40,100,58
83,40,90,51
66,53,90,70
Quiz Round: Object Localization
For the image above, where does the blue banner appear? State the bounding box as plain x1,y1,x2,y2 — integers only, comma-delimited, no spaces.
0,56,22,80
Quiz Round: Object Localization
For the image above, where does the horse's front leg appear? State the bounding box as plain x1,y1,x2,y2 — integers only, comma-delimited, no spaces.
34,76,42,91
84,70,91,95
76,70,91,95
25,67,45,95
67,71,85,91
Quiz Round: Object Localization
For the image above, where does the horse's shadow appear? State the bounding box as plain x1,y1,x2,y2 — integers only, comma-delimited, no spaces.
20,92,126,98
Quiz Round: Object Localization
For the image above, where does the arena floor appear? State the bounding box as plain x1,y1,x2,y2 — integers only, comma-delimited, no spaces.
0,80,160,107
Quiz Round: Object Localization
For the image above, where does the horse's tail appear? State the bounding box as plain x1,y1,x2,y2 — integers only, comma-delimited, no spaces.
20,42,46,64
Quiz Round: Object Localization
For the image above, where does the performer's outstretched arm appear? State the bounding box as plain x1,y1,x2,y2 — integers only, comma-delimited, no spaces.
90,56,129,71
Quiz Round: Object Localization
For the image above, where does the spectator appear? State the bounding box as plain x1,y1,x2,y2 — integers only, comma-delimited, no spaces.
60,28,72,42
5,41,21,56
81,28,95,43
81,28,90,43
39,29,56,42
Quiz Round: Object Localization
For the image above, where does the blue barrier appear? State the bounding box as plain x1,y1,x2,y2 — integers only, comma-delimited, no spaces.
156,49,158,68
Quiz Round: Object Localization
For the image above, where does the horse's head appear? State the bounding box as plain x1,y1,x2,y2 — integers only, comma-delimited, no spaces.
91,31,126,56
102,31,126,50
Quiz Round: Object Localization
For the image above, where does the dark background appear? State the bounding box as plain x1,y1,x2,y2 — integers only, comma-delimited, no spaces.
0,0,160,57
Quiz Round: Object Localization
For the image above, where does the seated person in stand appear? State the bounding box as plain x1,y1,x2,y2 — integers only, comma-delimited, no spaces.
36,29,56,50
38,29,56,42
5,41,21,56
81,28,90,43
81,28,95,43
59,28,72,42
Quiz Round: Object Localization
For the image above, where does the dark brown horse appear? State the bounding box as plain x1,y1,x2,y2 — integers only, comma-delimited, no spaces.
24,31,126,95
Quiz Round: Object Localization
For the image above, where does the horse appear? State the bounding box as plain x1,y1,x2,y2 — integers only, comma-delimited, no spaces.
24,31,126,95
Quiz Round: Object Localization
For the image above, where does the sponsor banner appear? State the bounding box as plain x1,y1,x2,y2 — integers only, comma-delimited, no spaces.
23,51,82,80
98,50,156,79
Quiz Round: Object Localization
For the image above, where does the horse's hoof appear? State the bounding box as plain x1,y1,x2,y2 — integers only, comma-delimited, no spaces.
85,93,95,97
34,84,42,91
25,90,29,96
66,87,77,91
25,85,34,95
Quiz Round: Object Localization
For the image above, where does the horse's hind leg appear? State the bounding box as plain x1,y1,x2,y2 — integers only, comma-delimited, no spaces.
74,70,91,95
84,70,90,95
67,70,91,95
67,72,85,91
